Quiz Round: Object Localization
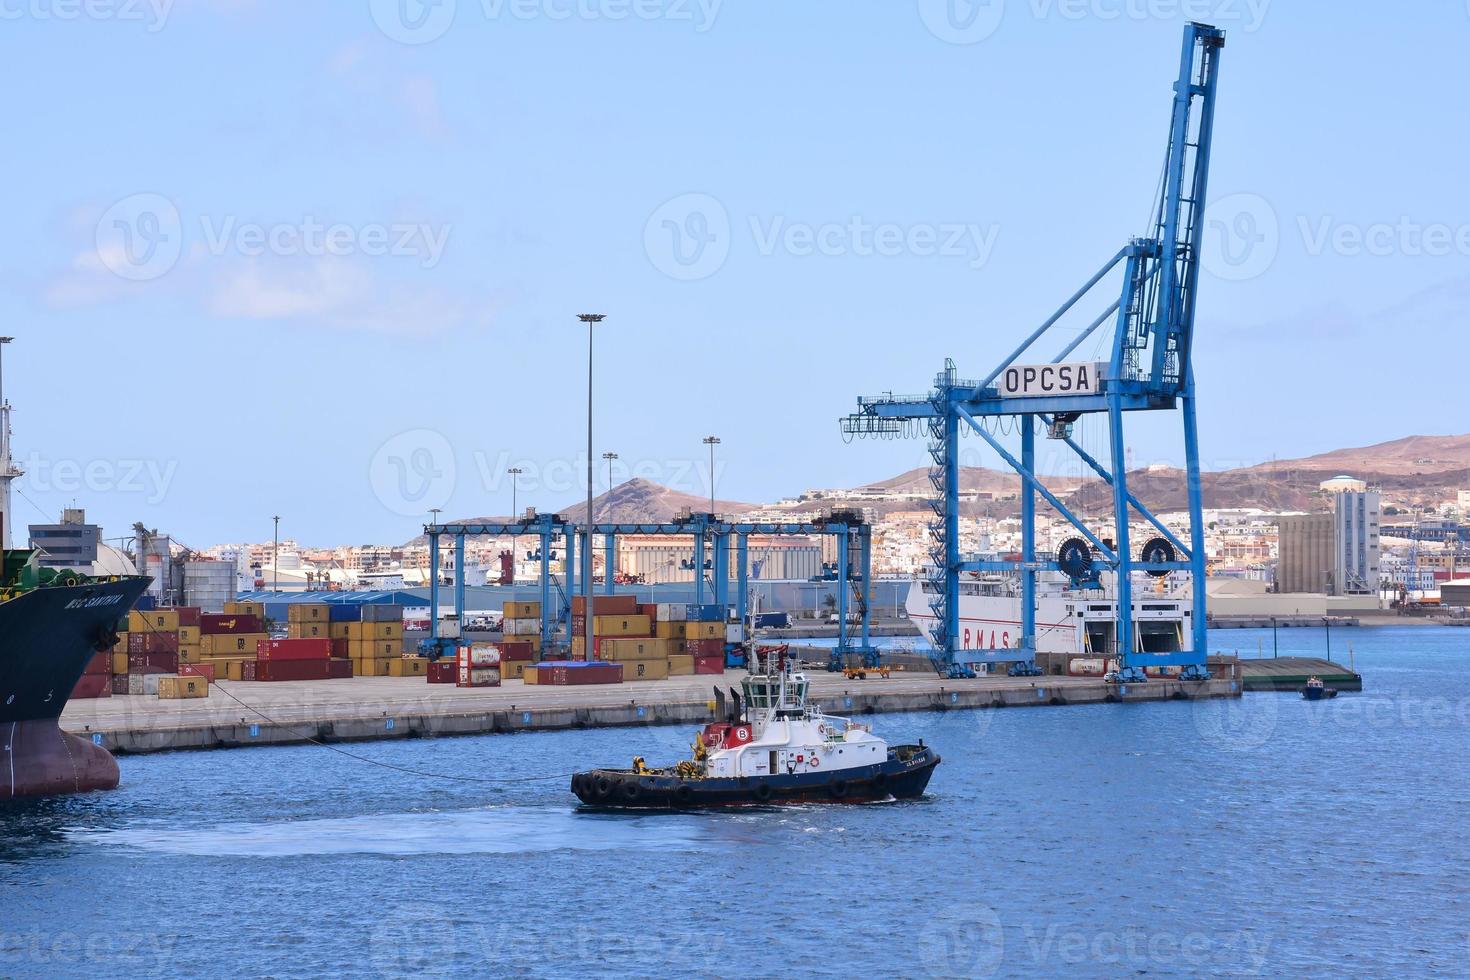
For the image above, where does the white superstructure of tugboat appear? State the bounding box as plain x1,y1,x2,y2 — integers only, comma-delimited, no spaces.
571,647,939,808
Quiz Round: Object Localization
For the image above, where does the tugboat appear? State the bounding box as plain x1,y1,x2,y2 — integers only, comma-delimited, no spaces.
570,646,939,808
1301,676,1339,701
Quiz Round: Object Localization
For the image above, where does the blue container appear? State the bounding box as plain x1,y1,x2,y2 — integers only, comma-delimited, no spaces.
691,604,723,622
135,595,157,611
328,605,363,622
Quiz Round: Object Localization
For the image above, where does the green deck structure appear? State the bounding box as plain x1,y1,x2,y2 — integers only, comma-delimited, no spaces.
1239,657,1363,692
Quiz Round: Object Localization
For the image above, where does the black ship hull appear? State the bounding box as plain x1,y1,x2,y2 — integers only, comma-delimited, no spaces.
572,745,940,809
1,577,150,799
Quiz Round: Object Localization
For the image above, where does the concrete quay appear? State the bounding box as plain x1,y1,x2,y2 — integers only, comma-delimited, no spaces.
59,669,1243,756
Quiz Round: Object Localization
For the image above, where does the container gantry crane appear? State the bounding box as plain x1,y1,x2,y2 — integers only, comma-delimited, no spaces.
841,23,1226,683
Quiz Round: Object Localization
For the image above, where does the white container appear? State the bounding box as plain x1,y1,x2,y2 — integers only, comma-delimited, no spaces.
507,618,541,636
460,643,501,667
438,615,462,639
726,624,745,644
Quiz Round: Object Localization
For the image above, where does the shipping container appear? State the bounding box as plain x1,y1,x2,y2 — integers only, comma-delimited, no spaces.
668,654,695,676
126,672,166,696
656,603,684,622
503,600,541,619
200,613,263,635
328,604,363,623
457,666,501,688
174,607,201,628
526,661,624,686
177,645,202,664
686,638,724,657
347,639,399,660
599,637,671,661
224,600,266,618
177,626,200,645
129,609,180,632
127,631,179,655
286,604,331,623
427,659,458,684
127,652,180,675
259,638,332,662
253,659,351,682
500,659,533,680
387,657,428,677
342,621,404,641
157,675,209,699
458,644,502,667
693,655,725,675
681,621,723,640
505,618,542,636
594,614,652,637
287,622,331,640
179,662,216,683
570,594,638,616
201,632,269,656
623,658,669,681
359,604,404,623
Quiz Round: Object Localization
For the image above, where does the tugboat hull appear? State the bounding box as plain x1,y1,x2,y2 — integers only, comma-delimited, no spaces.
572,745,940,809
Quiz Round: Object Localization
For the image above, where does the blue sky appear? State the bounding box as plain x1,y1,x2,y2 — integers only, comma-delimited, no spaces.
1,1,1466,547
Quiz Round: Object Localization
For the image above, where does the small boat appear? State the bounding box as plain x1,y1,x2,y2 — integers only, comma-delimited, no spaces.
571,647,939,808
1301,676,1339,701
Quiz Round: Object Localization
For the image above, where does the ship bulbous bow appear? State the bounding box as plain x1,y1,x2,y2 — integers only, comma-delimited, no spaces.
5,719,120,798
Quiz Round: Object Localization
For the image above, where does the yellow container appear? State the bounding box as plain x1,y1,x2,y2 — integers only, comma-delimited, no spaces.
654,622,682,639
225,601,265,618
287,604,331,623
201,633,267,657
623,658,669,681
601,638,671,661
111,652,129,675
668,654,695,676
178,644,202,664
287,622,330,640
330,622,353,640
386,657,427,677
503,601,541,619
129,610,180,632
351,657,394,678
522,666,540,685
593,615,652,638
681,621,722,640
178,626,200,645
157,675,209,699
344,622,404,641
348,639,399,660
501,660,532,681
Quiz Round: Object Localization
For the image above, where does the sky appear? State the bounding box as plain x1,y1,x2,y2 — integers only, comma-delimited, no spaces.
1,0,1467,548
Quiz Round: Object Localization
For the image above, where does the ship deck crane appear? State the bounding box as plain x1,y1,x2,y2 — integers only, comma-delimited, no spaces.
841,23,1226,683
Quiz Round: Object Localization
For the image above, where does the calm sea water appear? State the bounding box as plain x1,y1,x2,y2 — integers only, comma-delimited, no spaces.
3,625,1468,978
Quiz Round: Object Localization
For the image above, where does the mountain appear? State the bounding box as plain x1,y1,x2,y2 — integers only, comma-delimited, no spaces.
1239,433,1470,478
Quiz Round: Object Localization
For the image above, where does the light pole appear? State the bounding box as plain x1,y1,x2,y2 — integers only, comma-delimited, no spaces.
0,336,13,550
601,453,618,517
703,435,721,515
507,467,522,598
272,515,280,594
578,313,606,660
429,507,442,588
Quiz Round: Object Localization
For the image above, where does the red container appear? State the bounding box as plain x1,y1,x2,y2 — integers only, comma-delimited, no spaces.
127,652,179,674
331,638,349,659
84,652,110,676
259,638,332,661
427,660,458,684
693,655,725,675
200,614,262,635
252,659,344,682
128,631,180,654
534,662,622,686
686,638,723,657
179,663,216,682
71,674,112,699
570,594,637,616
327,659,353,679
499,641,535,662
174,607,201,628
638,603,659,620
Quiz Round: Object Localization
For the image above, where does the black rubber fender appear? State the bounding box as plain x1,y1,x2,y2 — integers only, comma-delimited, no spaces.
828,779,849,799
674,784,694,806
753,783,773,802
620,781,642,802
594,775,614,799
871,771,889,792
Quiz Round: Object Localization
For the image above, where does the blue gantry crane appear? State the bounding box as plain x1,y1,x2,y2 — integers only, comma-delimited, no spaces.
423,509,879,668
841,23,1225,683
